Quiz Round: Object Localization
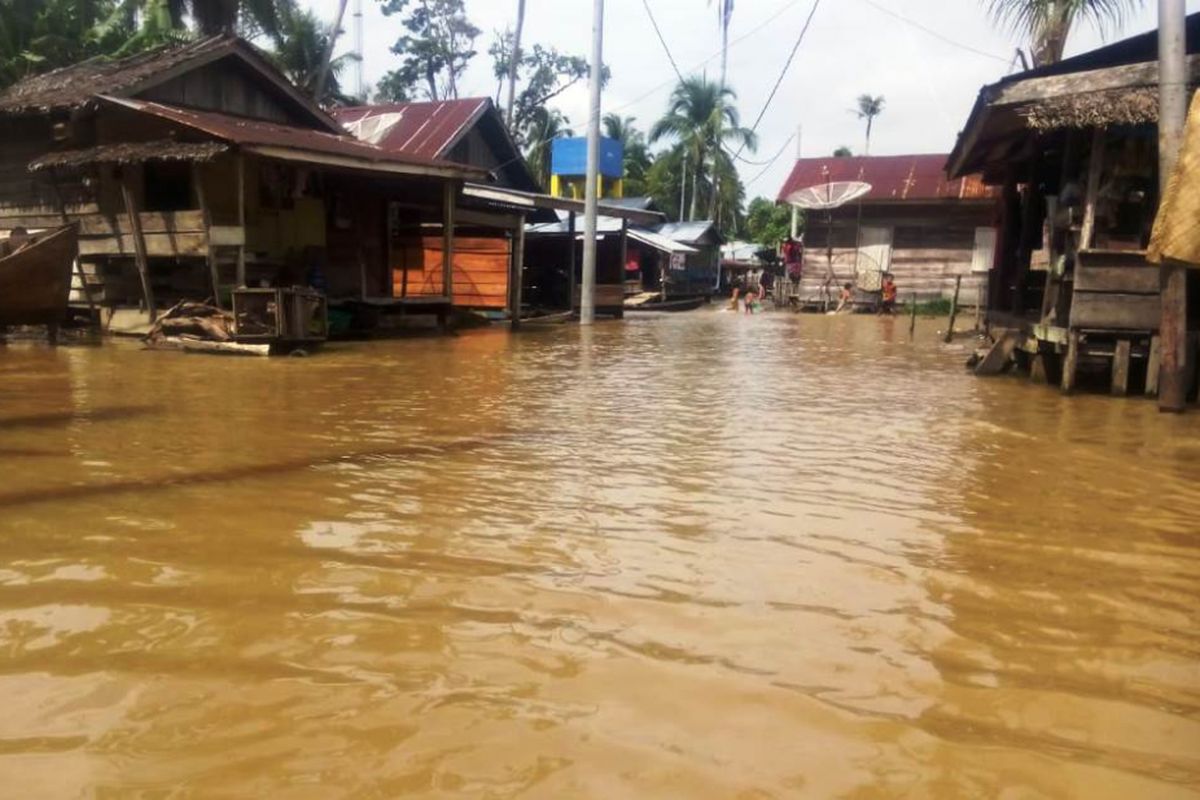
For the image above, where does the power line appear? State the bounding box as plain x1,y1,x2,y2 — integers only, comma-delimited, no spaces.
734,0,822,161
641,0,684,83
742,133,797,187
856,0,1010,64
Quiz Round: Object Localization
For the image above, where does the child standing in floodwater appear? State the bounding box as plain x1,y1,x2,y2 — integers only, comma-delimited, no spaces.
879,273,897,314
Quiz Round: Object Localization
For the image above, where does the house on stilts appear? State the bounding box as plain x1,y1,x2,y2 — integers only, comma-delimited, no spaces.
0,36,499,339
948,17,1200,398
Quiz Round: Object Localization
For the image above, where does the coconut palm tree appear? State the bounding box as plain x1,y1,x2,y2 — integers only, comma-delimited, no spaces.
505,0,526,129
650,76,755,221
603,113,652,196
523,107,573,190
984,0,1143,67
271,4,355,104
855,94,884,155
709,0,734,92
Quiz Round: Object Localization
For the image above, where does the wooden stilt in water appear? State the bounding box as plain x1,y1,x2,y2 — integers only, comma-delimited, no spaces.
441,180,456,333
976,332,1017,375
1146,335,1163,397
1159,259,1189,412
909,292,917,339
1030,353,1048,384
1061,332,1080,394
943,275,962,343
510,214,526,330
1111,339,1131,396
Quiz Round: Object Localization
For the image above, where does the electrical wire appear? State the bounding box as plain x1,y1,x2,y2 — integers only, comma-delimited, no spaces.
733,0,822,161
742,133,797,187
856,0,1010,64
641,0,685,83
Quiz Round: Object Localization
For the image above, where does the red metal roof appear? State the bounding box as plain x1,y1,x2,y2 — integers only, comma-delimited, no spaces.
332,99,489,160
776,154,993,203
98,96,484,179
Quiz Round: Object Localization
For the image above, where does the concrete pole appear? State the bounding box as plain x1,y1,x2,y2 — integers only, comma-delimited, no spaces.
580,0,604,325
1159,0,1189,412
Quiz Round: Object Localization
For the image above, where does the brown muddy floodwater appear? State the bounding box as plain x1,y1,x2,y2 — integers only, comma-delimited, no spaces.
0,310,1198,798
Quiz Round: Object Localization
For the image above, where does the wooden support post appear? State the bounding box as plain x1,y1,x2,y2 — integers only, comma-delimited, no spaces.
1080,127,1105,250
235,154,246,288
50,170,98,329
119,174,156,323
1146,335,1163,397
909,291,917,340
510,214,526,330
1061,332,1080,394
1030,353,1049,384
192,163,222,309
567,211,577,311
1111,339,1132,396
442,180,455,301
943,275,962,343
975,282,983,331
1159,258,1189,412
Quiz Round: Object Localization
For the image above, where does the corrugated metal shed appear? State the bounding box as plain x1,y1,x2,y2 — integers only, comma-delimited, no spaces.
777,154,993,203
333,99,490,160
98,96,485,179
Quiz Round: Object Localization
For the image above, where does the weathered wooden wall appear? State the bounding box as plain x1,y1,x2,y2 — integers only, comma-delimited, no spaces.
139,59,306,126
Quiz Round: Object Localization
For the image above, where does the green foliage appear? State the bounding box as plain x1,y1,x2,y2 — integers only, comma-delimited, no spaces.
832,146,853,157
522,107,572,190
377,0,479,101
855,94,884,154
603,114,652,198
0,0,129,88
649,75,755,224
270,3,357,104
744,197,793,249
983,0,1142,65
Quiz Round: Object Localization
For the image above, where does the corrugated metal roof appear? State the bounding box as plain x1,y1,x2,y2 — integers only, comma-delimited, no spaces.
333,99,489,160
777,154,993,203
655,221,723,245
628,229,697,254
99,96,485,179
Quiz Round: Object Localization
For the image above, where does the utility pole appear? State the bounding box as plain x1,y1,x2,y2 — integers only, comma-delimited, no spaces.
580,0,604,325
1158,0,1189,412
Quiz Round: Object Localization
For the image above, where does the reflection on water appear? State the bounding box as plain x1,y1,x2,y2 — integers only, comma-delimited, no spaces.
0,313,1198,798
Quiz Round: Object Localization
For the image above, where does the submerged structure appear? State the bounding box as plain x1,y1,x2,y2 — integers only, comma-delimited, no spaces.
0,36,486,337
949,16,1200,397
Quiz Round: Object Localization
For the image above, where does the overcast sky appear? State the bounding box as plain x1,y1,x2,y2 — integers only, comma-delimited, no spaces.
304,0,1200,201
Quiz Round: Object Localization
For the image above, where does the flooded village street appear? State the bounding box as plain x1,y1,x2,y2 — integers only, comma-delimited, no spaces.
1,312,1198,798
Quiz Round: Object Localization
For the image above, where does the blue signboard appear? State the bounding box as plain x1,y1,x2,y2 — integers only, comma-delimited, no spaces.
551,136,624,179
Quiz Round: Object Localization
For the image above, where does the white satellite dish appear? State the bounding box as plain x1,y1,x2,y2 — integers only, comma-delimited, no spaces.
786,181,874,305
787,181,872,210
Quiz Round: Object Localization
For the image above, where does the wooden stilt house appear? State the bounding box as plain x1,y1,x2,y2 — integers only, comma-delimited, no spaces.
948,18,1200,396
0,36,483,335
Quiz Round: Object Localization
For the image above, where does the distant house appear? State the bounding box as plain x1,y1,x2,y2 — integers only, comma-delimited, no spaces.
653,221,724,297
776,154,995,301
0,35,483,333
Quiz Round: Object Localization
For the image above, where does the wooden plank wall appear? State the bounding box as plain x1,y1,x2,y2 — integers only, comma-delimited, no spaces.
393,235,511,308
1069,250,1161,331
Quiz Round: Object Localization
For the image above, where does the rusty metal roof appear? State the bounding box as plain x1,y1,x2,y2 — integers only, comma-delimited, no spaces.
99,96,485,180
29,140,229,172
333,99,490,159
777,154,993,203
0,35,340,133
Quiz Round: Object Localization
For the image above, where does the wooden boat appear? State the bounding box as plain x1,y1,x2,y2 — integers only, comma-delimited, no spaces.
0,225,78,326
625,296,706,313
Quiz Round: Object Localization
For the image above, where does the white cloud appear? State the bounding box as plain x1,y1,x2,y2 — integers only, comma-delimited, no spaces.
308,0,1200,201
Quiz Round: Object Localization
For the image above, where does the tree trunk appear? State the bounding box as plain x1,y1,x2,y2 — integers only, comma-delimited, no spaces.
680,151,687,221
314,0,351,103
426,62,439,101
505,0,526,130
689,150,700,221
864,116,873,156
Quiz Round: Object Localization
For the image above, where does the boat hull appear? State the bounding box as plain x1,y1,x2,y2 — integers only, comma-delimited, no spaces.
0,225,78,326
625,297,706,312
